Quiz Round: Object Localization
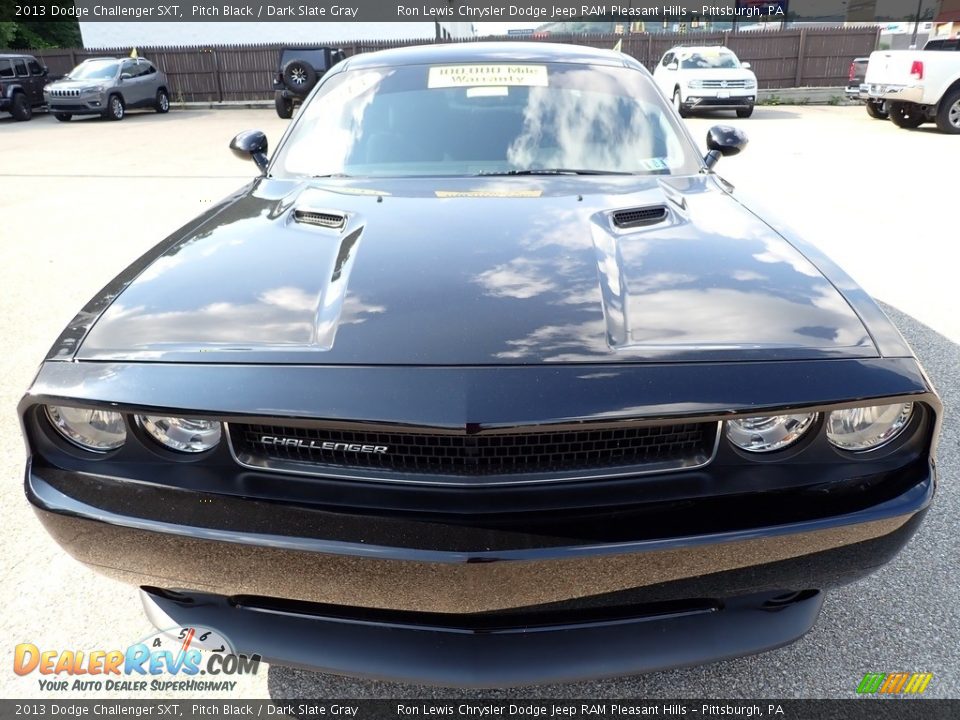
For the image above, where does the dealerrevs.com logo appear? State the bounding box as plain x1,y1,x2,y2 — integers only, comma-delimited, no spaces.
14,627,260,693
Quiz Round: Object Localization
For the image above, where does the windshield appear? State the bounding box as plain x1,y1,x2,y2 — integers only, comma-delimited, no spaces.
272,62,701,178
681,51,740,70
69,61,119,80
923,38,959,51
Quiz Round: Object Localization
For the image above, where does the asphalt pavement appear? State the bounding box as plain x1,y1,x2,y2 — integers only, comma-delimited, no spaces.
0,106,956,699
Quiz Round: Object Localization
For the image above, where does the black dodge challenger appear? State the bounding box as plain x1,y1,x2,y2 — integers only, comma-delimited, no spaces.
21,43,939,687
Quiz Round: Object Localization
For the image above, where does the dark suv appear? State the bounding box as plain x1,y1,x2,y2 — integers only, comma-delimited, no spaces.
0,54,49,121
273,47,345,118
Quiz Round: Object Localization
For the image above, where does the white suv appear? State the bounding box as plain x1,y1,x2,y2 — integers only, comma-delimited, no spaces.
653,46,758,118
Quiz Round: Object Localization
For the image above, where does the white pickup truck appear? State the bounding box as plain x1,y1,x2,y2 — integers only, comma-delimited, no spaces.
865,36,960,133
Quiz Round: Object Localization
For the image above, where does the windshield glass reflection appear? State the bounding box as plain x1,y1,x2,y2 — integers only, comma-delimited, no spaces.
69,61,119,80
275,63,700,178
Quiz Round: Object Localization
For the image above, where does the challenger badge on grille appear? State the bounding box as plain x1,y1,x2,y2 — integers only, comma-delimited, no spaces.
259,436,388,454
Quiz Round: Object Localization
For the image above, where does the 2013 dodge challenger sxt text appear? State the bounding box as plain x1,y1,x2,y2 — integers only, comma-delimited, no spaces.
21,44,940,687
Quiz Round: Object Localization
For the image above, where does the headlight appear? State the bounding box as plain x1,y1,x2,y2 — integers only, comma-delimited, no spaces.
745,78,757,89
826,403,913,452
726,413,817,453
46,405,126,452
138,415,222,453
688,79,704,89
80,85,104,94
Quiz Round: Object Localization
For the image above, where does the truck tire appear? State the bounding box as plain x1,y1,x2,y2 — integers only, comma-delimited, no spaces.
865,100,888,120
282,60,317,95
934,87,960,134
10,92,32,121
888,102,924,129
275,92,293,119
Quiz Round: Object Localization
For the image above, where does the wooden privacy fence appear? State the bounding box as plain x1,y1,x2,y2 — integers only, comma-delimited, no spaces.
7,27,879,103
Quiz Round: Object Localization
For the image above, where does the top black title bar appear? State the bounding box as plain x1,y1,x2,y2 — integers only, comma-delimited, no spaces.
3,0,943,23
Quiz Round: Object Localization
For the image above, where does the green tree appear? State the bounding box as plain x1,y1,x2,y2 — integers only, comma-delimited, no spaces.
0,20,80,49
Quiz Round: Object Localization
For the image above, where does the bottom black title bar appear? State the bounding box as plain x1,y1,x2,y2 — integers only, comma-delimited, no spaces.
1,700,956,720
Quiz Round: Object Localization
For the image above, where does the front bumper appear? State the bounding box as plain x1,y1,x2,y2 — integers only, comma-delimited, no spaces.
684,94,755,110
28,461,932,685
45,95,106,114
142,587,827,688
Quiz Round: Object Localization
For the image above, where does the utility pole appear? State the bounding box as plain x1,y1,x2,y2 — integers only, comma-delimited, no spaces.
910,0,923,49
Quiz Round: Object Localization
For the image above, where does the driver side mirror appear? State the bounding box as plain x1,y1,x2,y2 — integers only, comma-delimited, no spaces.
667,62,679,71
230,130,270,175
120,73,132,81
741,62,752,69
704,125,748,170
42,66,49,77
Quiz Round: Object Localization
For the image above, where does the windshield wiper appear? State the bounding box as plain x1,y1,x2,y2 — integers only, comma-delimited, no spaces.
477,168,633,176
312,173,353,179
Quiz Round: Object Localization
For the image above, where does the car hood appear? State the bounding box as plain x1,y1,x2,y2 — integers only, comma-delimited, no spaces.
75,175,876,365
46,78,109,89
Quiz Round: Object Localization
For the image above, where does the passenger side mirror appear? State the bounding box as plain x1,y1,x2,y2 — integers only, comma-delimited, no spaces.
230,130,270,174
703,125,748,170
741,62,752,69
42,66,49,77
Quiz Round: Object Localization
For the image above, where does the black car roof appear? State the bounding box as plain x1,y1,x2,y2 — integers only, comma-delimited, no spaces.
343,42,639,71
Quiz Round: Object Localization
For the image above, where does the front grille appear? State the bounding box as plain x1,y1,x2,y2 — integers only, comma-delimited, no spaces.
51,89,81,97
700,80,749,88
228,419,718,484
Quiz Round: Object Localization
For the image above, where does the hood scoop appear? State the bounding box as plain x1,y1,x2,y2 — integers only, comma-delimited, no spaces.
294,208,347,230
612,205,668,230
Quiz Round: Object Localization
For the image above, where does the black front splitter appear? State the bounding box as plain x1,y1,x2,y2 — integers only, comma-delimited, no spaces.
141,587,824,688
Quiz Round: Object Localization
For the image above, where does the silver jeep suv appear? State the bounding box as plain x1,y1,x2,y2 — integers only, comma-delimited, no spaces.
44,57,169,121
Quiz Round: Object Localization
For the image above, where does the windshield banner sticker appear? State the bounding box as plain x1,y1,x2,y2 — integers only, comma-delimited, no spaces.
428,65,549,89
435,190,543,198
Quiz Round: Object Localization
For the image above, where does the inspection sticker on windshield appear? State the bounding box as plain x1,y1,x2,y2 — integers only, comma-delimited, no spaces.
639,158,670,171
428,65,548,89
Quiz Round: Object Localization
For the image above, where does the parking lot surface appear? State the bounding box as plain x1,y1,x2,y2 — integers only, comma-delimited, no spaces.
1,106,957,699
